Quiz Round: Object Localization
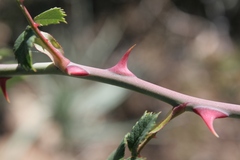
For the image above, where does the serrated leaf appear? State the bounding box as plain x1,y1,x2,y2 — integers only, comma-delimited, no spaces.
107,139,126,160
126,111,159,158
33,31,64,63
136,104,186,156
136,110,174,153
34,7,67,26
13,27,36,71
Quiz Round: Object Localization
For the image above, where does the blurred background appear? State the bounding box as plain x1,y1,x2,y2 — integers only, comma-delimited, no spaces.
1,0,240,159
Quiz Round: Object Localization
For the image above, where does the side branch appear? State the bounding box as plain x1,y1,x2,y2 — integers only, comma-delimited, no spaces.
17,0,70,71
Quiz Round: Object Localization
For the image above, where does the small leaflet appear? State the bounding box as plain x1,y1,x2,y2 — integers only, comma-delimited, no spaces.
34,7,67,26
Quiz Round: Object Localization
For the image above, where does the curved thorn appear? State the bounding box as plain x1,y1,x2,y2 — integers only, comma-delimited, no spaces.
0,77,11,103
193,107,229,137
108,44,136,76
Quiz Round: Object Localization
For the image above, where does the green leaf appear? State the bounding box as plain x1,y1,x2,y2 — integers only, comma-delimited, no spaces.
33,31,64,63
137,104,186,154
13,27,36,71
108,139,126,160
126,111,159,158
34,7,67,26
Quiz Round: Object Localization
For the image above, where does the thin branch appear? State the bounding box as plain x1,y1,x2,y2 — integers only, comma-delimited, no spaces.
1,62,240,118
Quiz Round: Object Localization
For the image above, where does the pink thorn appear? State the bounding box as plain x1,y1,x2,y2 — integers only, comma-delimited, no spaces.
0,77,11,103
108,45,136,76
33,22,40,28
193,107,228,137
65,65,89,76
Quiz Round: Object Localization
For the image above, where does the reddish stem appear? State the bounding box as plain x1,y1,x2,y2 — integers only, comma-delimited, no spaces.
18,1,70,71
